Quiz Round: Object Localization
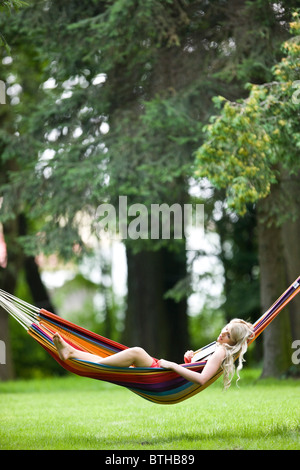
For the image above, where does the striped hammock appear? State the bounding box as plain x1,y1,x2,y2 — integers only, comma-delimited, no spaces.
0,276,299,405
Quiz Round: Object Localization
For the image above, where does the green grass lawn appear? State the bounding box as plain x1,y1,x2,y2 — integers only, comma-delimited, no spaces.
0,369,299,450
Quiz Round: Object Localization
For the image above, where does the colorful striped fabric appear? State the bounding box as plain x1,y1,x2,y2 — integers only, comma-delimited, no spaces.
1,276,299,404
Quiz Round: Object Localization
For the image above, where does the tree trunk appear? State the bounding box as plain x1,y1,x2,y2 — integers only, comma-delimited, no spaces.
18,214,56,313
281,217,300,342
123,244,189,362
0,307,14,380
0,218,22,380
160,245,189,362
280,173,300,343
258,196,292,377
0,214,56,380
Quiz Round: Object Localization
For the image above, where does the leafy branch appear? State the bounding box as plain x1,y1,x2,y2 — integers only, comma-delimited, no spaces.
0,0,28,53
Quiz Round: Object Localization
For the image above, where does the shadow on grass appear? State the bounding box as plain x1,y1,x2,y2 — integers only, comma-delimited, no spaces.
42,422,299,450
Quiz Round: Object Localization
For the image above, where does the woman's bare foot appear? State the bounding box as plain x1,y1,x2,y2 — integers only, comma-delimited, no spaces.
53,333,74,361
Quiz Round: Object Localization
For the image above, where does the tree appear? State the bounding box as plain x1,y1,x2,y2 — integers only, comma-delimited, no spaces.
195,13,300,376
1,1,298,369
0,0,27,52
0,9,57,379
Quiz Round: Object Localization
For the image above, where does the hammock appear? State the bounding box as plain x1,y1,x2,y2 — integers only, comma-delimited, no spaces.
0,276,299,405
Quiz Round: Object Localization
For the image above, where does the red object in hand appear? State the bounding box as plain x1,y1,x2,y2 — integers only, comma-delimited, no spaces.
184,350,193,363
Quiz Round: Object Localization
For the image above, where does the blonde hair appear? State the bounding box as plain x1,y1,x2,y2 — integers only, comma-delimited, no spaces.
220,319,254,390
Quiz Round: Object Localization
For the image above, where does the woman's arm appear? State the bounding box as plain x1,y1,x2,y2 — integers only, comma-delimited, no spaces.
160,347,225,386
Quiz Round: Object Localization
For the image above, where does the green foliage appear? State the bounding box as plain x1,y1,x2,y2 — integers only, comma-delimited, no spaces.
0,0,27,52
0,0,27,12
1,0,207,257
0,0,296,258
195,13,300,217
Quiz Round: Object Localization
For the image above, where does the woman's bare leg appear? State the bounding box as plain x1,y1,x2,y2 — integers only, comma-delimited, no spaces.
53,333,103,362
53,333,154,367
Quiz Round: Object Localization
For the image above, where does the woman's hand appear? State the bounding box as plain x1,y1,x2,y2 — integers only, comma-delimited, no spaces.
184,350,194,363
159,359,176,370
159,348,225,387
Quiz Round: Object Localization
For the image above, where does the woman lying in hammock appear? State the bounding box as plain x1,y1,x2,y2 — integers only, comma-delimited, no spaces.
53,318,254,389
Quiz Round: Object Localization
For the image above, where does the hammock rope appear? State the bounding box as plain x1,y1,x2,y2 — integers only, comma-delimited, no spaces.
0,276,299,405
